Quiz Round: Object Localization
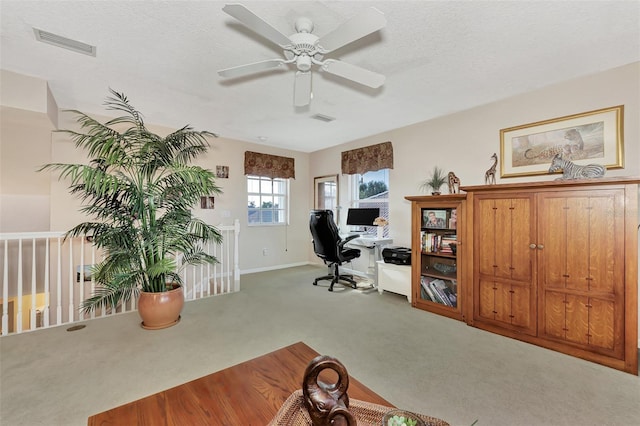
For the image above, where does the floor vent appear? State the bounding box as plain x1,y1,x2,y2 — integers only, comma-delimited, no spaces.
33,28,96,57
310,113,336,123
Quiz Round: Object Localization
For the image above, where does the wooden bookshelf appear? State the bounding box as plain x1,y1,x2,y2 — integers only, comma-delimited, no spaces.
405,194,467,321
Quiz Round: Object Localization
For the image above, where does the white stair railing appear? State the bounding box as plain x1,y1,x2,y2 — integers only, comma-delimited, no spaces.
0,219,240,335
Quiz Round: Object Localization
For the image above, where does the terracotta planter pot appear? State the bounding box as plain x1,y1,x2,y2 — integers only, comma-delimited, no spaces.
138,284,184,330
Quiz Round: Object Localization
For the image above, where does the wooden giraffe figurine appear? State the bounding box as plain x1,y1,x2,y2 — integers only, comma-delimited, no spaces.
448,171,460,194
485,153,497,185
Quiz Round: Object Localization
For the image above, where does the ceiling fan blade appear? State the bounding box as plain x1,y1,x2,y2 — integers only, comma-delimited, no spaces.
222,4,292,47
218,59,286,78
321,60,385,88
294,71,312,107
318,7,386,53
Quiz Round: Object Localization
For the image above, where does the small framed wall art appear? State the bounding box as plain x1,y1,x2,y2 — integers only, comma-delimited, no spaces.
216,165,229,179
200,196,215,209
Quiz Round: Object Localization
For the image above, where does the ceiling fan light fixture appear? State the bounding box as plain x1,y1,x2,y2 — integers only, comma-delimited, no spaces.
218,4,386,105
296,55,312,72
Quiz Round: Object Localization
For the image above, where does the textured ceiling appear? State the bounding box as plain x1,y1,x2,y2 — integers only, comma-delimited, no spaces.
1,1,639,152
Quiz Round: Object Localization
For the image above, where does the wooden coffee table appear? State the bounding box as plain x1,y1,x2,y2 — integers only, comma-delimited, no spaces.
87,341,393,425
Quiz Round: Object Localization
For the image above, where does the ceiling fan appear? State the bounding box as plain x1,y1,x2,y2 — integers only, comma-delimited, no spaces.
217,3,387,107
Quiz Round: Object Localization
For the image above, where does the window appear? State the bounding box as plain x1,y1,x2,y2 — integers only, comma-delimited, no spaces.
247,176,288,225
351,169,389,235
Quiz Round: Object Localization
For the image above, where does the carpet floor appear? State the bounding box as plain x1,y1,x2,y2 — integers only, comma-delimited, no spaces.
1,265,639,425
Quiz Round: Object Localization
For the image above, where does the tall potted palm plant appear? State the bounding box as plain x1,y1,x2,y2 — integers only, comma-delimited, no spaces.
42,89,222,329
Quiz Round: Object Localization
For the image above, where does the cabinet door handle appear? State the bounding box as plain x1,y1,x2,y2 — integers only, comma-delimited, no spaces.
537,244,544,250
529,244,536,249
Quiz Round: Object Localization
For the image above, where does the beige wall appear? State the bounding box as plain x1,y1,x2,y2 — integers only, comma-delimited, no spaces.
2,63,638,272
47,110,311,273
309,62,639,251
1,71,311,271
309,62,639,343
0,107,54,231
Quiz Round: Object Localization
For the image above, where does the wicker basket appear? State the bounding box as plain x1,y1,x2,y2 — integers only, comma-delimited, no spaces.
268,390,449,426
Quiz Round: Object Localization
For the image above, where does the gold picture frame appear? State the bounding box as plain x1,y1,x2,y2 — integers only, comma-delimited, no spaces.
500,105,624,178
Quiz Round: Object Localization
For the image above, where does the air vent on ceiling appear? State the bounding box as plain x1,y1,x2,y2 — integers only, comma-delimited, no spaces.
33,28,96,57
310,113,336,123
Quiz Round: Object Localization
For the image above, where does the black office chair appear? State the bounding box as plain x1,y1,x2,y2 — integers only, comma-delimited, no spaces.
309,210,361,291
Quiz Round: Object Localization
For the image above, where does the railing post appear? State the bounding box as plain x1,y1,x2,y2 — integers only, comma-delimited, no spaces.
2,239,8,335
16,239,23,333
30,238,37,330
56,237,62,325
44,238,50,327
89,244,95,319
79,237,85,321
233,219,240,292
68,240,74,324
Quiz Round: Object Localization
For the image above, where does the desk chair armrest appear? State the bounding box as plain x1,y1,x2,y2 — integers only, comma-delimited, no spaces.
339,234,360,249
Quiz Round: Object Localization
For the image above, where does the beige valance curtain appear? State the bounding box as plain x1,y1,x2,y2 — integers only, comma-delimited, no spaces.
341,141,393,175
244,151,295,179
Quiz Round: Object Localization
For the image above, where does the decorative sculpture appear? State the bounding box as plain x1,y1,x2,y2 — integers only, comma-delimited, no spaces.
447,171,460,194
485,153,497,185
548,154,605,180
303,355,356,426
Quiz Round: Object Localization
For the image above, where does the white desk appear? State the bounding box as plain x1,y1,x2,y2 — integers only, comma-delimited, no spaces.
343,236,393,285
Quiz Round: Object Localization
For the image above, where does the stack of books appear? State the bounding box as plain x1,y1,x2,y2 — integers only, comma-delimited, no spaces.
439,234,457,254
420,276,457,307
420,232,457,254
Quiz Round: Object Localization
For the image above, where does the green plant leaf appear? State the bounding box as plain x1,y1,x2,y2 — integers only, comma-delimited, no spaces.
43,89,223,312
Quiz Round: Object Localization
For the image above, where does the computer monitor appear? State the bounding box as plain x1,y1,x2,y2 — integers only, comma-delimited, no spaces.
346,208,380,227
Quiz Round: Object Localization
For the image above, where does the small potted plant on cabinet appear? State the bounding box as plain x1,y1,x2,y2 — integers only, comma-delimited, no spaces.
42,89,223,329
421,166,447,195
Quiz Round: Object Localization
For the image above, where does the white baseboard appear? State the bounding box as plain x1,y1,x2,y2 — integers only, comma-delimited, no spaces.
240,261,311,275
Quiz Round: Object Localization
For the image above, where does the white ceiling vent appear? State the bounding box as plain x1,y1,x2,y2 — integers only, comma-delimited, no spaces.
33,28,96,56
310,113,336,123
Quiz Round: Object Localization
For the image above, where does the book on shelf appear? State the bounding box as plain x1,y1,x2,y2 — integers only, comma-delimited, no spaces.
420,276,435,302
437,283,458,307
429,280,451,307
421,276,453,306
420,285,431,302
440,234,457,254
420,279,433,302
421,231,437,252
421,277,458,307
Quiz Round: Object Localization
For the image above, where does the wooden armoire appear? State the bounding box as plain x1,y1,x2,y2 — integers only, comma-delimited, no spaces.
461,177,638,374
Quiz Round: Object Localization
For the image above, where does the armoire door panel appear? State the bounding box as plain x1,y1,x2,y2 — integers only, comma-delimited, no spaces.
588,297,616,351
543,290,566,339
478,279,496,321
509,198,532,283
565,295,590,346
539,197,568,289
510,284,532,329
494,282,512,324
477,199,498,277
493,199,515,279
565,197,590,292
587,196,618,294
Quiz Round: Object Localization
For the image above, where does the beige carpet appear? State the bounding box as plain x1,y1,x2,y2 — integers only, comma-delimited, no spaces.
1,265,639,426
